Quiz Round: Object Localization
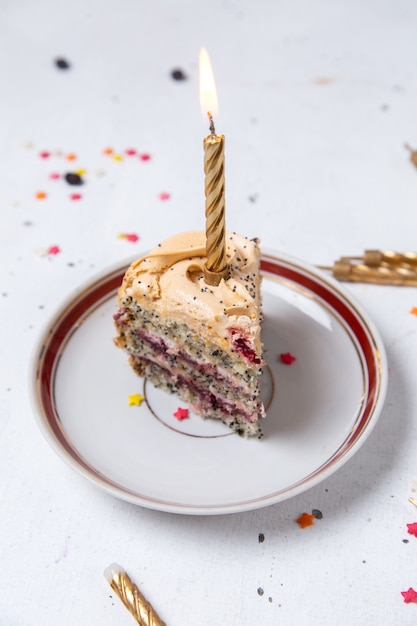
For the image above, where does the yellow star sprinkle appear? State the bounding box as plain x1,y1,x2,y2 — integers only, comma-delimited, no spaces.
75,168,86,176
112,154,123,161
128,393,144,406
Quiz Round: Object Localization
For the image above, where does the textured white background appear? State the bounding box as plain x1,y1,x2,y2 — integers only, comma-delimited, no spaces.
1,0,417,624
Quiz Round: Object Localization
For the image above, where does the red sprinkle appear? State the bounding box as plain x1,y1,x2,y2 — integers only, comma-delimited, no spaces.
158,192,171,201
173,407,189,421
47,245,61,255
69,193,82,201
49,172,60,180
139,153,151,161
407,522,417,537
39,151,50,159
125,148,137,156
401,588,417,603
280,352,296,365
125,233,139,243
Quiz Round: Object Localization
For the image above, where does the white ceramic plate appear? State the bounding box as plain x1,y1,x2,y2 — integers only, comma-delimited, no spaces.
30,251,387,515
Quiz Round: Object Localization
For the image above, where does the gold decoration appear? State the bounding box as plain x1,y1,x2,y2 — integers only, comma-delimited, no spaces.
405,143,417,168
104,563,166,626
203,113,227,285
342,249,417,270
321,259,417,285
409,497,417,507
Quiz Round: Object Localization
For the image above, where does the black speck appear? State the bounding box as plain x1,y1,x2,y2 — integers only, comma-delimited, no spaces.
23,220,33,226
380,103,390,111
171,68,187,81
257,587,264,596
65,172,84,186
258,533,265,543
403,539,410,543
55,57,71,70
268,597,273,603
312,509,323,519
362,560,366,564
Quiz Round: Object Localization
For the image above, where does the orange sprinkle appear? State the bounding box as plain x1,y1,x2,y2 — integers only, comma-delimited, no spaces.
35,191,47,199
410,307,417,316
296,512,315,528
103,147,113,155
66,153,76,161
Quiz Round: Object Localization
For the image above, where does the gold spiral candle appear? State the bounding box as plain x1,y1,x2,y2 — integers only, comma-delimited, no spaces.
104,563,166,626
331,260,417,285
199,48,228,286
203,114,227,285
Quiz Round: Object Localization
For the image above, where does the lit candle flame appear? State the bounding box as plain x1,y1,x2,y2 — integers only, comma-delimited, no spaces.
199,48,218,124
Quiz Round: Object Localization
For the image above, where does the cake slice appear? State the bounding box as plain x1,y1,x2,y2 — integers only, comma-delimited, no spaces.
113,230,265,438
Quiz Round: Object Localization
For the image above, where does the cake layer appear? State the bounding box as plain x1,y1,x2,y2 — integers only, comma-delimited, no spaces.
129,356,263,438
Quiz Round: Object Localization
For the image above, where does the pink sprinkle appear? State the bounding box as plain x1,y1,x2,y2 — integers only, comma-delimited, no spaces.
125,148,137,156
39,151,50,159
125,233,139,243
174,407,189,421
139,153,151,161
49,172,60,180
158,192,171,201
47,245,61,255
69,193,82,201
280,352,297,365
407,522,417,537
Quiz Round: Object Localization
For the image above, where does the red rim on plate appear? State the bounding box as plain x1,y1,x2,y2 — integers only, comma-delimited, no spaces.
30,252,388,514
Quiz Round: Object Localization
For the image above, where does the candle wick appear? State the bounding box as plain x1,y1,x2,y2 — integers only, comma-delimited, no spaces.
208,111,216,135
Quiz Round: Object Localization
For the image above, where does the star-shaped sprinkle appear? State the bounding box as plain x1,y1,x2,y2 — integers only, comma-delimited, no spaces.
407,522,417,537
158,191,170,201
39,151,50,159
49,172,60,180
173,407,189,421
128,393,144,406
401,588,417,603
139,153,151,161
112,154,123,161
47,245,61,255
69,193,82,200
35,191,47,199
125,148,137,155
410,307,417,316
280,352,296,365
296,512,315,528
103,147,113,155
66,153,77,161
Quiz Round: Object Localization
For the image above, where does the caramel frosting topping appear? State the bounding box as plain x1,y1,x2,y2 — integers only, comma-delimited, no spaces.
119,231,262,352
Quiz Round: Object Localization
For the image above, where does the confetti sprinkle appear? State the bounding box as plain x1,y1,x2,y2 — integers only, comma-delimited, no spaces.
75,168,86,176
66,153,76,161
410,307,417,316
65,172,84,186
401,588,417,603
103,147,113,155
118,233,139,243
296,512,315,528
280,352,296,365
35,191,47,199
128,393,144,406
47,245,61,255
69,193,82,201
173,407,189,421
112,154,123,161
39,151,50,159
171,68,188,81
139,153,151,162
49,172,60,180
55,58,71,70
158,192,171,201
407,522,417,537
125,148,137,156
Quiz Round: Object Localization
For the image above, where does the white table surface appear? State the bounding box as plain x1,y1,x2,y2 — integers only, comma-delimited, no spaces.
2,0,417,624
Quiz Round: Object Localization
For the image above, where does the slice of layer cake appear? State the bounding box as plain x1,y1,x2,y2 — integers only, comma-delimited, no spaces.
114,230,265,438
